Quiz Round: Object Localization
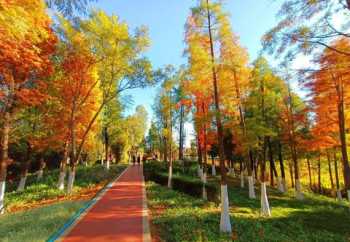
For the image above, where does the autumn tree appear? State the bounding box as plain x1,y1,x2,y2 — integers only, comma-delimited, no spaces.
306,37,350,203
0,0,56,213
185,0,234,232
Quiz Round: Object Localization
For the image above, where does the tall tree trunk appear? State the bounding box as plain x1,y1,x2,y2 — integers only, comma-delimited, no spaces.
267,137,278,187
318,155,322,193
260,138,271,216
211,155,216,176
178,104,184,161
167,99,173,189
248,151,256,198
278,141,286,192
336,93,350,199
197,135,203,178
58,142,69,190
233,69,254,197
289,161,294,188
202,103,208,200
326,151,334,192
37,157,45,180
0,110,11,214
206,0,231,232
307,157,312,189
17,142,31,192
334,150,342,201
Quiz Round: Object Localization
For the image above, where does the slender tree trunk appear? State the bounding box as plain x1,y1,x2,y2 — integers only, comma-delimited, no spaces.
168,100,173,189
58,142,69,190
0,110,11,214
318,155,322,193
202,103,208,200
307,157,312,189
178,104,184,161
334,150,342,201
278,141,286,192
289,161,294,188
267,137,278,187
37,158,45,180
327,151,335,192
260,138,271,216
211,155,216,176
17,143,31,192
206,0,231,232
197,136,203,179
67,162,76,194
337,95,350,198
248,151,256,198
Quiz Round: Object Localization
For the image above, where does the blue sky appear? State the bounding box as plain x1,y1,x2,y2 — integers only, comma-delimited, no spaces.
91,0,282,143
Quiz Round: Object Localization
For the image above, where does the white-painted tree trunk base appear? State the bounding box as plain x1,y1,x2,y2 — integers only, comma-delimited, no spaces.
57,171,66,190
277,177,284,193
17,176,27,192
67,170,75,194
202,172,207,200
295,179,304,200
0,181,5,214
211,164,216,176
168,165,173,188
240,173,245,188
106,160,110,170
336,189,342,201
260,182,271,217
220,185,232,233
37,169,43,180
248,176,256,199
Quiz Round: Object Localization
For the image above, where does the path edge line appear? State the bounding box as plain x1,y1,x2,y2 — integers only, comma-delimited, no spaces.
47,165,130,242
142,165,152,242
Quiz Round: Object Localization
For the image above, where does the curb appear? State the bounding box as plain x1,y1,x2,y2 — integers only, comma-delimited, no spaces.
142,165,152,242
47,166,130,242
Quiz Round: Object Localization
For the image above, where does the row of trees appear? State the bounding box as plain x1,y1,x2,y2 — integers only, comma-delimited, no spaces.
149,0,350,234
0,0,155,213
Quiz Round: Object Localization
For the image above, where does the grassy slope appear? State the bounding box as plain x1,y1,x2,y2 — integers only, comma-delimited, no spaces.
0,201,86,242
5,164,126,211
147,174,350,242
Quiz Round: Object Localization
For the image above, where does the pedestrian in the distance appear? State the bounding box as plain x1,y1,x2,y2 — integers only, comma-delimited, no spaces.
137,155,141,165
132,155,136,166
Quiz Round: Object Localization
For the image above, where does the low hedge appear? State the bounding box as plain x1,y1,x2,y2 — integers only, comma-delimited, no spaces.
144,164,219,203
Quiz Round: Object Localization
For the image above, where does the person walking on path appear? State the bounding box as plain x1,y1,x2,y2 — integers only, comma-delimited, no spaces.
137,154,141,165
132,154,136,166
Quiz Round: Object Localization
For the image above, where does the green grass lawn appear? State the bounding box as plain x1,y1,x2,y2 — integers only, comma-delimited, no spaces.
0,201,86,242
146,174,350,242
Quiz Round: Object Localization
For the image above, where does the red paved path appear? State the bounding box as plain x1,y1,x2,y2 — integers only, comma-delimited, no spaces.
62,165,147,242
